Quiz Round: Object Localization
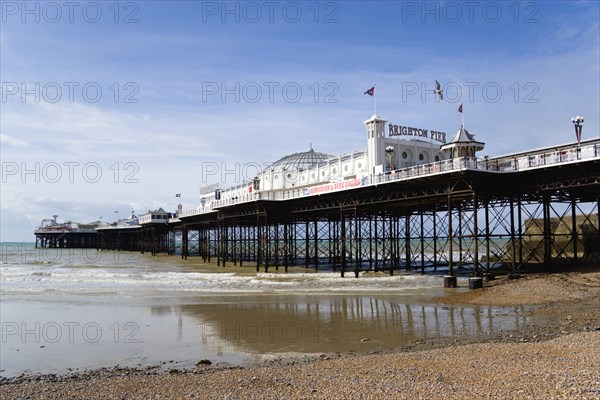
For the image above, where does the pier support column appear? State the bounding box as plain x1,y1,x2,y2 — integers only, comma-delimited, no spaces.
374,215,379,272
217,223,222,267
458,204,463,270
354,210,360,278
473,193,479,277
304,221,310,270
314,219,319,272
331,219,339,272
517,200,523,267
182,226,188,259
237,225,242,267
510,198,516,271
433,211,438,271
448,194,454,276
284,223,289,273
340,210,346,278
543,195,552,265
420,213,425,274
256,223,262,272
404,215,411,271
571,195,578,263
484,200,490,272
264,223,270,273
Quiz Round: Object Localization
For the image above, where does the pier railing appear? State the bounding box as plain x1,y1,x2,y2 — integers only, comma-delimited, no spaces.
179,141,599,218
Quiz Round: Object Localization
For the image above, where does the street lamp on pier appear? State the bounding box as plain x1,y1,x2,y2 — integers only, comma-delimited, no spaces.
385,146,395,171
571,115,584,144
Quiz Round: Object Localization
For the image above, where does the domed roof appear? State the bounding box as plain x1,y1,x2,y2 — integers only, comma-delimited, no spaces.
265,145,335,173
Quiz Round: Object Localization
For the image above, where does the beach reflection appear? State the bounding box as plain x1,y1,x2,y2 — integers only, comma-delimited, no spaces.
1,294,531,377
163,295,530,356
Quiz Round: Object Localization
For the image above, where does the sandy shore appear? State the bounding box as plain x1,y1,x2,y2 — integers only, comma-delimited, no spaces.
2,269,599,399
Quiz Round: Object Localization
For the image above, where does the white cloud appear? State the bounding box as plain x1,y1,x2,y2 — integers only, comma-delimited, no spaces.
0,134,29,147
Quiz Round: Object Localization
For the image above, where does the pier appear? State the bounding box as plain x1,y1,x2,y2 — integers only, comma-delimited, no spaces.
34,215,99,249
94,138,600,276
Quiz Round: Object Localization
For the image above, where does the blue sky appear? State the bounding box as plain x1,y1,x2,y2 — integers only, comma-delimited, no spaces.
1,0,599,241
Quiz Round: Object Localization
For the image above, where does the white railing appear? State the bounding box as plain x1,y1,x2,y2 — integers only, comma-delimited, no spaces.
179,142,599,218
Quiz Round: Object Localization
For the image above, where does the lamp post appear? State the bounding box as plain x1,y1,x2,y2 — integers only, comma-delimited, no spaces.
571,115,584,144
385,146,395,172
571,116,584,159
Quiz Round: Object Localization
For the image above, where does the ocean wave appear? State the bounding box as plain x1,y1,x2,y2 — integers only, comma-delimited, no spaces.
0,258,455,297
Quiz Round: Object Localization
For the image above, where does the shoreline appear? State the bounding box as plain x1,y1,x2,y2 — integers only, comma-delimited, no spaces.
2,268,599,398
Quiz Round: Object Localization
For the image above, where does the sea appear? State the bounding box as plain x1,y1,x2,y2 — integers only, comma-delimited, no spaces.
1,242,530,377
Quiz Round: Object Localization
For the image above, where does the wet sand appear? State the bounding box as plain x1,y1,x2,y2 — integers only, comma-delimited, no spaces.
2,269,599,399
434,268,600,306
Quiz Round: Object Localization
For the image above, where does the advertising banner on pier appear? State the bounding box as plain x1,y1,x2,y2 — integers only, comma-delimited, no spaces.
304,178,362,196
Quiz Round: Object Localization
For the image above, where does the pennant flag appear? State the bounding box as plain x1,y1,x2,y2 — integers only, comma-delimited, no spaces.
175,193,181,197
458,104,463,113
364,86,375,96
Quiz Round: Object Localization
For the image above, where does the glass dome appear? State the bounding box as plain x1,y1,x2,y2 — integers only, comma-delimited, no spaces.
265,146,335,173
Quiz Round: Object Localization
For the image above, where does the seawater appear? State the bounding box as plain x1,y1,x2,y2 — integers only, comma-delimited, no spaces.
1,243,529,377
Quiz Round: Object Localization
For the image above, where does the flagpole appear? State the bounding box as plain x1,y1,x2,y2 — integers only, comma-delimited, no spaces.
462,108,465,130
373,84,377,115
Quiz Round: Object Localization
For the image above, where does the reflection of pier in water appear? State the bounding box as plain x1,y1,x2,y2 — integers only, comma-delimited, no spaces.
153,296,531,356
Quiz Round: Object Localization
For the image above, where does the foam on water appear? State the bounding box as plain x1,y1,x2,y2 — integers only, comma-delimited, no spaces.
0,254,446,296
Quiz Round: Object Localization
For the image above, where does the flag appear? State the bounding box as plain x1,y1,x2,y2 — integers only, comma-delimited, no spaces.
458,104,463,113
364,86,375,96
175,193,181,197
114,210,118,213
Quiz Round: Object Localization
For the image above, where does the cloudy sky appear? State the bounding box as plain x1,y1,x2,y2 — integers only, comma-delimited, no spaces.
1,1,599,241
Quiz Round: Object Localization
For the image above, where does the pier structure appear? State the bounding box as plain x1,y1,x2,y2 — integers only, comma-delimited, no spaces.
34,215,102,248
96,137,600,276
40,111,596,276
35,230,97,249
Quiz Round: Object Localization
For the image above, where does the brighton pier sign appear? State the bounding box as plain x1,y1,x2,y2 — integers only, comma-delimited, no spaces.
388,123,447,143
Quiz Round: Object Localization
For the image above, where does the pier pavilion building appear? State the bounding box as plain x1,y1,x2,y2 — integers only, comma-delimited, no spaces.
204,114,484,208
45,109,598,277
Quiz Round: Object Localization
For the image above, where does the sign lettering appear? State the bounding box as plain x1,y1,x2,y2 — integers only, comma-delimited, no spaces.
388,123,446,143
305,179,362,196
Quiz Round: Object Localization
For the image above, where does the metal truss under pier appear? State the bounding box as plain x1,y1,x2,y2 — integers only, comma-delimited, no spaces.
97,140,600,277
35,231,97,249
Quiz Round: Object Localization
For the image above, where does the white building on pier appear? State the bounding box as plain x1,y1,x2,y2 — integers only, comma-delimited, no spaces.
200,114,485,206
